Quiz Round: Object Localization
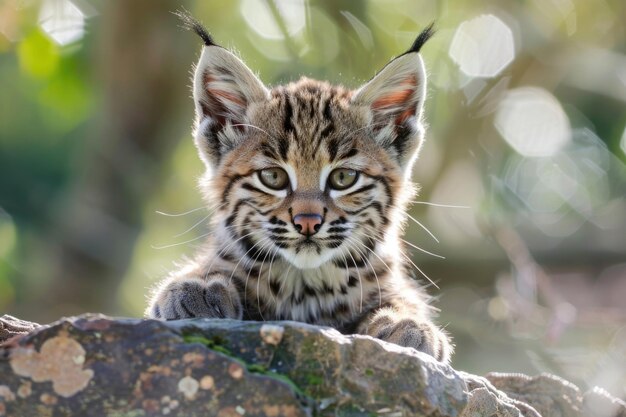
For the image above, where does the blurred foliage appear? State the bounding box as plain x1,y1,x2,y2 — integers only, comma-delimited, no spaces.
1,0,625,399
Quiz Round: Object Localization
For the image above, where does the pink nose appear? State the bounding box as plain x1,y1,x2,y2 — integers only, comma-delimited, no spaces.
293,213,323,236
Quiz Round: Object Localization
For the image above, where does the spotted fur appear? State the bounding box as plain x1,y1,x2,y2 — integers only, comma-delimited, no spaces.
148,17,452,363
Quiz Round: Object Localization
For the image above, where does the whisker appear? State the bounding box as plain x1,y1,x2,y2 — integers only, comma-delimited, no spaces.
369,235,440,290
406,257,439,290
221,220,265,228
172,213,211,238
215,221,266,242
206,226,264,262
405,212,440,244
242,238,273,318
352,235,394,278
336,247,352,308
155,206,207,217
413,201,470,209
255,239,278,320
173,202,228,238
401,238,445,259
231,123,280,141
350,235,397,305
346,236,382,308
233,236,270,291
278,261,294,300
344,121,391,140
205,230,259,278
266,245,281,304
343,244,364,313
151,231,212,250
219,221,265,233
233,238,268,312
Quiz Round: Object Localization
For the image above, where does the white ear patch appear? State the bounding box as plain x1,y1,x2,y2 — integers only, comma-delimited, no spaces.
351,52,428,170
193,47,268,123
192,46,269,167
351,53,427,128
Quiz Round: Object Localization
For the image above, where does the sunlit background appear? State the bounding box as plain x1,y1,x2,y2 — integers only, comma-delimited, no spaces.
1,0,625,400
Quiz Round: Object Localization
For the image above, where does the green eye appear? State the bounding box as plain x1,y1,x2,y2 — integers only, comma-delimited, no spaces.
259,168,289,190
328,168,359,190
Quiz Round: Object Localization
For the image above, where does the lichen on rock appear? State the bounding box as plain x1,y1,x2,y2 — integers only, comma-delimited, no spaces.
10,332,94,398
0,314,624,417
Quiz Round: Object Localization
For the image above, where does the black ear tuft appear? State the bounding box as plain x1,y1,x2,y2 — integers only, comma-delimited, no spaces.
405,22,436,54
174,9,217,47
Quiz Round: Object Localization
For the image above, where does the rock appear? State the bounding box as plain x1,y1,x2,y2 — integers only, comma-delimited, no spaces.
0,315,623,417
0,315,40,344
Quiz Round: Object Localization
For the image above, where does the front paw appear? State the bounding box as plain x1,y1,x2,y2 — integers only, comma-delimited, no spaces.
374,318,452,363
149,277,243,320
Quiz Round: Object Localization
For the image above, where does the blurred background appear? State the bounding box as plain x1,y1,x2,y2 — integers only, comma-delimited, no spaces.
1,0,625,400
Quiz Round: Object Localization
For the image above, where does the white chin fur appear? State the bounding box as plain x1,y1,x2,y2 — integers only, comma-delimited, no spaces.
280,246,336,269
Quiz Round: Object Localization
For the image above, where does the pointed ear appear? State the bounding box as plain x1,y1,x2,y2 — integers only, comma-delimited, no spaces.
351,51,428,169
193,45,269,167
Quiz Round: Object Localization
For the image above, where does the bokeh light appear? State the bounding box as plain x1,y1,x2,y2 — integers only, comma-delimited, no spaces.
240,0,305,41
449,14,515,78
500,128,614,238
38,0,85,46
340,11,374,50
495,87,571,158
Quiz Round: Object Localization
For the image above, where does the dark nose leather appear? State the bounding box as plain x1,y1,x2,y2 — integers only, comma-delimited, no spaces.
293,213,323,236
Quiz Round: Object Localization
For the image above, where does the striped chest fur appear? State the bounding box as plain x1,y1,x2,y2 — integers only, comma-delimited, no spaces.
205,220,400,331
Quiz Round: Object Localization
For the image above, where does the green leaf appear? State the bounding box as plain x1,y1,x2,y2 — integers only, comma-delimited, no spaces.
17,29,59,78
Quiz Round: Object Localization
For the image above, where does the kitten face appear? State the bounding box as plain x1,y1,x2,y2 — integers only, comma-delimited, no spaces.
191,34,429,271
211,81,404,269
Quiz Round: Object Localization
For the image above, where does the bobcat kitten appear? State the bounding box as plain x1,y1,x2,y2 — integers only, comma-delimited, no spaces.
148,14,452,362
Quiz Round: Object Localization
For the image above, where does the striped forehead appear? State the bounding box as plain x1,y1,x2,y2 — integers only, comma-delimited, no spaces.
257,82,357,153
244,79,370,190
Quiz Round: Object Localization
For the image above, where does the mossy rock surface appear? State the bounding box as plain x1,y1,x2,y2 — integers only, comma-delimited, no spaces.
0,314,624,417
